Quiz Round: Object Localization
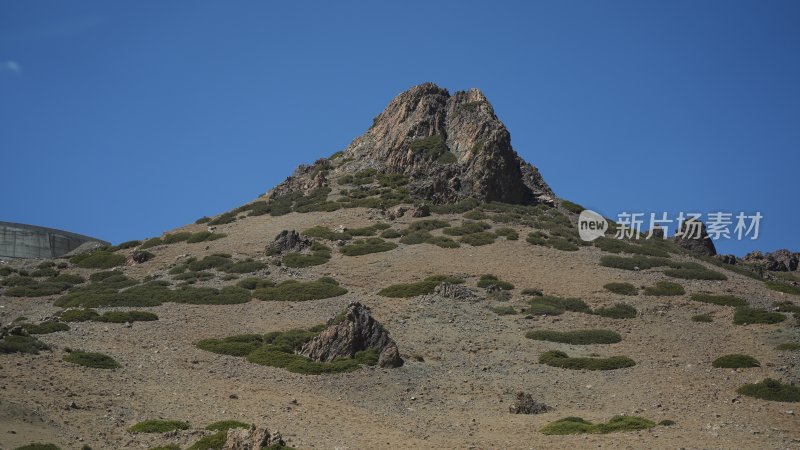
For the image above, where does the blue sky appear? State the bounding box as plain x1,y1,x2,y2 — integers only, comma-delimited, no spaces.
1,1,798,256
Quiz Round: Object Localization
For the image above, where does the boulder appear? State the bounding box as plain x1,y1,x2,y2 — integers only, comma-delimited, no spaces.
299,302,403,368
716,254,738,265
671,218,716,256
509,392,550,414
223,425,285,450
434,282,476,300
743,249,799,272
266,230,310,255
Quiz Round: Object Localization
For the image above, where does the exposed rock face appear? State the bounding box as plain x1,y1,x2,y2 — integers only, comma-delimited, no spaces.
223,425,285,450
434,282,476,300
672,219,717,256
269,83,553,205
743,249,799,272
299,302,403,368
266,230,310,255
509,392,550,414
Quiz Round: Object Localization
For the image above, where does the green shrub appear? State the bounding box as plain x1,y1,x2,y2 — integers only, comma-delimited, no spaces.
30,267,58,277
775,343,800,351
247,346,378,375
21,321,69,334
409,134,454,163
443,221,491,236
187,231,226,243
206,420,250,432
283,253,329,268
521,288,543,296
237,278,275,290
490,305,516,315
644,281,685,296
539,350,635,370
426,236,460,248
139,238,163,249
187,432,226,450
599,255,674,271
70,251,127,269
603,282,637,296
460,232,496,246
593,303,637,319
526,329,621,345
477,274,514,290
196,216,211,224
399,230,433,244
380,229,401,238
774,301,800,313
340,238,397,256
560,200,584,214
463,209,488,220
112,240,142,250
4,280,73,297
664,266,727,281
188,255,233,271
2,275,35,286
59,309,101,322
378,275,463,298
659,419,676,426
162,232,192,244
736,378,800,402
348,223,391,236
692,313,713,322
527,296,591,316
690,293,746,307
494,227,519,240
733,307,786,325
253,278,347,301
223,260,268,274
407,219,450,232
550,238,580,251
64,350,120,369
540,416,595,435
765,281,800,296
197,334,264,356
128,419,190,433
0,335,50,354
712,354,760,368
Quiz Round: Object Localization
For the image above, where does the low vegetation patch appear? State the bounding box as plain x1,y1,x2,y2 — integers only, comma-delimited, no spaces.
340,238,397,256
736,378,800,402
527,296,591,316
301,225,352,241
690,293,746,307
20,321,69,334
460,231,496,246
128,419,190,433
775,343,800,351
442,221,491,236
593,303,637,319
664,266,727,281
70,250,127,269
540,415,655,435
525,329,621,345
186,231,226,243
55,282,250,308
733,307,786,325
253,278,347,301
0,335,50,354
64,350,120,369
12,445,62,450
692,313,713,322
765,281,800,296
236,278,275,290
494,227,519,240
378,275,464,298
539,350,635,370
409,134,456,163
593,237,670,257
603,282,638,296
477,274,514,290
643,281,685,296
712,354,760,368
490,305,517,315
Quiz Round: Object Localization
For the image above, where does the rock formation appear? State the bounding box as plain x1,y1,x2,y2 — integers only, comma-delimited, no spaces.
743,249,799,272
299,302,403,368
509,392,550,414
672,218,717,256
265,230,310,255
223,425,285,450
269,83,553,205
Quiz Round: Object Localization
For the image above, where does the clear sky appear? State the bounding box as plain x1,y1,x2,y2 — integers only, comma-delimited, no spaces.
1,1,798,256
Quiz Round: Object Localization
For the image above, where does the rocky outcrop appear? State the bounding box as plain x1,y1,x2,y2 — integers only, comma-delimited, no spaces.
743,249,799,272
268,83,553,205
299,302,403,368
672,218,717,256
265,230,310,255
223,425,285,450
434,282,476,300
509,392,550,414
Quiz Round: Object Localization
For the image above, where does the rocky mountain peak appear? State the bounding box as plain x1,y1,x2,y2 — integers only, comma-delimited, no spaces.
270,83,554,205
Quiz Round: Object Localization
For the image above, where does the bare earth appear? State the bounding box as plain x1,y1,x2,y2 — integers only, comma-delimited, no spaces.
1,207,799,449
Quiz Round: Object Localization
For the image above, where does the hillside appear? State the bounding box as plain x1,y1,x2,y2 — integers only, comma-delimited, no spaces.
1,84,799,450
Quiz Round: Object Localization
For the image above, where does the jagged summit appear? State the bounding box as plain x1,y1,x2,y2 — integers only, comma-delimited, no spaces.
270,83,553,205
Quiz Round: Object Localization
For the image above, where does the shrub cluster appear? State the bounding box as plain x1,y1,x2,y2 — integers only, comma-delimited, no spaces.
690,293,746,307
736,378,800,402
477,274,514,290
603,282,638,296
0,335,50,354
409,134,457,163
732,307,786,325
128,419,190,433
539,350,635,370
340,238,397,256
643,281,685,296
540,416,655,435
64,350,120,369
283,242,332,268
525,329,622,345
712,354,760,368
253,278,347,301
70,250,127,269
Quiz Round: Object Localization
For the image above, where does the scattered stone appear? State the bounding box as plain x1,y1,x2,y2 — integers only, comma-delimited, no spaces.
509,392,550,414
300,302,403,368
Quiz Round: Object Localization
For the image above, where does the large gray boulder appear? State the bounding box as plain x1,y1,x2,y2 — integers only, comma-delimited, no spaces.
299,302,403,368
671,218,717,256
